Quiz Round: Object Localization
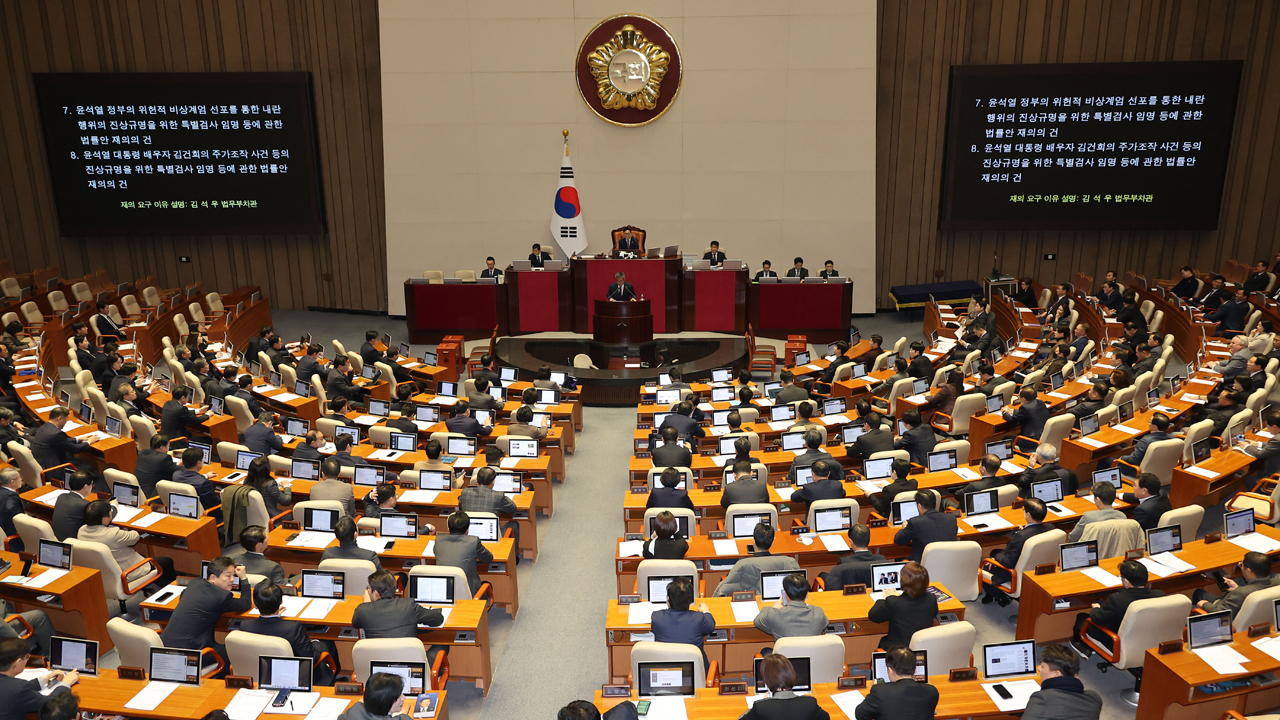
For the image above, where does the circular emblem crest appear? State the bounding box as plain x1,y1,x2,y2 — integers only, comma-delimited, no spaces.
576,15,682,127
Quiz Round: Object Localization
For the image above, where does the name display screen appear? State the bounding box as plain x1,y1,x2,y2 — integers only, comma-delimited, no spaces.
32,72,324,236
940,61,1242,230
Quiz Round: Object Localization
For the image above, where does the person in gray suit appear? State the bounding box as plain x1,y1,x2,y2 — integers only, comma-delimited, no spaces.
1209,335,1251,381
786,429,845,483
234,525,286,586
352,570,445,663
51,471,93,541
320,517,382,570
309,458,356,517
774,370,810,404
1240,410,1280,476
243,412,284,457
713,523,799,596
434,511,493,597
892,491,958,562
753,573,828,640
467,377,500,411
720,459,768,509
1067,482,1125,542
1194,551,1279,620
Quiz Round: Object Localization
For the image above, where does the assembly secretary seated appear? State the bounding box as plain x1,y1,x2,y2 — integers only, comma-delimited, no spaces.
607,272,637,302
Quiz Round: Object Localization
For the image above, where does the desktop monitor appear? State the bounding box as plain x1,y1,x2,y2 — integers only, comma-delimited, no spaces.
415,406,440,423
1091,467,1122,489
986,395,1004,413
409,575,455,606
551,372,570,386
983,640,1037,679
1079,414,1100,436
303,507,339,532
49,637,97,676
926,449,957,472
1059,540,1099,571
508,438,538,458
794,467,814,486
468,516,499,542
236,450,262,471
38,539,72,570
711,368,733,383
286,418,309,436
842,425,866,444
771,405,795,421
763,381,782,399
754,656,812,693
794,351,811,365
636,661,696,697
149,647,202,687
379,513,418,539
78,401,92,424
368,661,427,696
1030,478,1064,503
812,506,851,533
890,499,920,526
1050,372,1064,390
655,389,680,406
1146,525,1183,554
864,457,894,481
423,350,438,366
333,425,360,445
390,432,417,452
965,489,998,516
711,387,734,403
1224,508,1255,539
269,371,283,387
870,650,926,684
258,656,313,692
870,562,907,591
418,470,451,491
399,342,411,358
368,399,390,417
353,465,385,487
291,459,320,480
824,398,847,415
780,432,806,451
493,472,523,496
112,482,140,508
499,367,519,383
731,513,771,539
300,570,345,599
647,514,690,540
447,436,476,456
1192,437,1217,463
1187,611,1234,650
985,439,1012,460
168,493,199,519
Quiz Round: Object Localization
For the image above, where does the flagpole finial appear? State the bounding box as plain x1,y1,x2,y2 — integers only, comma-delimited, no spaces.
563,129,569,156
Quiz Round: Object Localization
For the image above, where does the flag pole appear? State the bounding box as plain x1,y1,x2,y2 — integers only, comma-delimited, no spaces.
564,128,569,155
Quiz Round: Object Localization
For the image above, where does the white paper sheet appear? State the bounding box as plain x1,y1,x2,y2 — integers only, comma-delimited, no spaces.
1152,552,1196,573
1046,503,1074,518
1047,392,1072,399
1229,532,1280,554
767,420,793,431
1011,351,1033,359
730,600,760,623
112,505,147,523
1000,461,1024,474
638,696,687,720
287,531,335,549
124,681,181,711
1192,645,1250,675
964,513,1014,531
711,455,733,467
1077,437,1107,448
451,457,475,469
1251,635,1280,661
627,601,661,625
618,540,644,558
499,457,522,469
262,691,320,714
298,598,339,620
856,480,888,495
272,392,301,403
26,569,68,588
1081,566,1122,588
398,490,441,504
366,449,406,462
1113,424,1141,435
421,540,436,557
356,536,394,554
1136,557,1174,578
819,534,850,552
145,584,186,604
132,512,166,528
429,396,458,406
775,487,795,501
36,489,70,507
822,414,851,426
830,689,866,717
226,688,274,720
953,467,980,481
353,415,380,426
713,539,740,556
303,698,351,720
629,632,654,642
982,679,1040,712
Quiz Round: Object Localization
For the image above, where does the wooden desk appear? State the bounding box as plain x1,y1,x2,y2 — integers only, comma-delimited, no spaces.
403,279,508,345
13,379,138,472
572,257,681,334
1171,445,1259,508
1014,525,1280,642
263,528,520,617
594,298,653,344
602,585,966,681
1057,392,1201,478
0,550,112,651
749,282,853,344
1138,629,1280,720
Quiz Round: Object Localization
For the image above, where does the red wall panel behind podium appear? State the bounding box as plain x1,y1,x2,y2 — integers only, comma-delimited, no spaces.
582,259,670,333
693,270,739,331
515,271,561,332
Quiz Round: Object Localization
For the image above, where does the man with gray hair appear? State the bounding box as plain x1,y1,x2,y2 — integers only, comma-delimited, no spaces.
1210,335,1251,381
1017,442,1078,498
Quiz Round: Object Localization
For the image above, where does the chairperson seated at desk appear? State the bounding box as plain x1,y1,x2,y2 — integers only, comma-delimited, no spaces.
606,272,637,302
867,561,938,650
641,511,688,559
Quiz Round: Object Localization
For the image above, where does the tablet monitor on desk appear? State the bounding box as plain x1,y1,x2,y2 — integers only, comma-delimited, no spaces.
303,507,339,533
983,640,1037,679
912,378,930,394
870,650,927,683
927,449,957,472
647,576,682,604
655,389,680,406
368,399,390,418
824,397,847,415
112,481,140,508
1091,467,1121,489
269,371,283,387
390,433,417,453
207,396,224,417
754,656,811,693
259,656,313,692
1059,540,1098,571
50,637,97,676
794,351,811,366
780,431,806,451
333,425,360,445
550,371,569,386
870,561,906,592
731,513,771,538
1187,610,1233,650
399,342,411,358
717,437,738,456
418,470,451,491
78,402,93,425
1117,400,1135,422
1192,437,1217,463
637,661,696,697
493,471,523,496
897,419,909,435
1031,478,1064,503
722,467,756,485
236,450,262,471
711,387,733,403
300,570,345,599
291,459,319,480
842,425,866,444
367,660,428,696
657,373,672,387
415,406,439,424
984,439,1011,459
353,465,385,487
711,368,732,383
812,506,851,533
379,513,417,539
1049,372,1064,390
409,575,454,606
711,410,732,427
437,382,458,398
423,350,438,367
794,466,814,486
447,436,476,456
498,367,519,383
964,489,998,517
537,389,559,404
1146,388,1161,409
104,415,121,438
468,516,499,542
508,438,538,458
1225,508,1255,539
487,386,505,402
38,539,72,570
771,405,795,421
863,457,894,480
647,514,689,540
294,380,312,397
1079,414,1100,436
763,381,781,399
652,412,672,429
1146,525,1183,554
891,499,920,526
149,647,201,687
168,493,199,519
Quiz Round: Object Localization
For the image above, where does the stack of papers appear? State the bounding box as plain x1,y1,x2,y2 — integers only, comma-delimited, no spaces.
429,396,458,406
112,505,148,523
1081,566,1122,587
226,689,274,720
248,595,311,618
819,534,850,552
627,601,662,625
712,539,740,556
953,467,980,481
855,480,887,495
1115,425,1142,435
303,698,352,720
907,393,930,403
1192,645,1251,675
271,392,301,403
133,512,166,528
353,415,380,426
618,540,645,558
36,489,70,507
499,457,521,469
1151,552,1195,573
421,541,436,557
711,455,734,467
356,536,394,554
452,457,475,469
730,601,760,623
399,490,442,504
767,420,793,431
1229,532,1280,553
982,680,1040,712
829,690,865,717
287,531,335,548
1000,461,1024,475
821,414,851,426
1136,557,1175,578
124,682,181,711
1184,465,1218,478
1047,392,1073,399
299,598,339,620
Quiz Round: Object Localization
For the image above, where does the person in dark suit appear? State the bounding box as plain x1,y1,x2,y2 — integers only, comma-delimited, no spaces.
361,483,399,520
72,335,99,378
1240,410,1280,476
358,331,384,369
0,637,78,719
1244,259,1272,294
982,498,1057,606
1096,281,1124,312
480,257,504,280
293,430,325,461
1066,322,1091,362
1193,551,1278,621
754,260,778,281
134,434,180,498
721,460,769,509
240,584,335,685
528,243,552,268
1194,274,1230,309
1017,444,1079,498
321,397,358,429
320,517,381,570
434,512,493,597
1003,386,1049,452
646,467,695,512
245,326,274,364
824,524,887,590
325,355,365,406
772,370,808,404
352,570,445,663
868,561,939,649
444,400,491,439
1071,560,1164,656
702,241,726,266
659,401,705,437
233,525,287,587
296,343,325,385
244,412,284,456
89,347,118,390
50,471,92,541
786,257,809,279
384,404,418,436
1038,283,1072,325
160,556,250,672
472,354,502,388
616,228,640,252
606,272,637,301
952,454,1006,509
467,377,500,411
849,412,894,459
29,408,91,474
0,409,23,456
642,511,688,560
114,384,145,419
819,341,854,383
1023,645,1105,720
743,654,831,720
651,426,693,467
650,577,715,669
1171,266,1201,299
893,410,937,466
819,260,840,280
1116,412,1174,476
160,386,208,439
107,363,149,405
174,446,221,514
329,434,370,471
1120,473,1172,530
854,648,937,720
0,470,24,552
870,458,917,517
1068,382,1108,426
893,491,957,562
92,301,123,339
227,376,262,420
266,335,296,370
789,459,845,511
1209,288,1250,336
787,429,845,482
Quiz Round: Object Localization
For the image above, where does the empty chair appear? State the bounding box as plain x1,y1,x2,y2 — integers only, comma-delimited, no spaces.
421,271,445,284
931,393,985,437
455,270,476,282
1227,482,1280,525
216,441,251,465
773,635,847,684
1116,439,1183,487
293,499,347,521
920,541,981,602
573,353,597,369
1158,505,1204,540
909,621,976,673
331,339,347,358
106,617,162,669
13,515,55,553
46,290,68,314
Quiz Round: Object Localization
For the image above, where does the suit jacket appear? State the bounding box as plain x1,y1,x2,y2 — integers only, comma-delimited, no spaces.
326,372,363,403
721,477,769,509
94,313,123,338
444,415,489,438
30,422,89,469
459,485,517,516
51,491,90,541
1099,290,1124,312
351,597,443,637
480,268,503,279
1008,399,1050,442
310,478,356,517
650,609,715,661
702,251,726,265
1022,677,1104,720
893,425,937,466
239,551,286,586
825,549,887,590
993,522,1057,570
907,356,933,380
268,348,296,369
1017,462,1078,498
233,389,264,417
296,356,323,384
472,368,501,387
871,478,918,517
1120,431,1174,467
1121,493,1172,530
90,353,116,388
0,673,71,720
754,270,778,281
821,356,856,384
1043,295,1070,322
658,413,704,439
1116,303,1146,328
1201,574,1279,619
238,615,320,660
161,399,207,439
1089,585,1166,630
851,427,895,458
791,478,846,509
119,449,167,502
617,237,640,251
244,422,284,456
1068,507,1126,542
433,533,493,596
358,342,384,369
528,251,552,268
1209,298,1249,332
787,448,845,483
713,553,800,596
954,475,1004,506
465,390,498,411
868,592,938,649
1244,437,1280,476
293,443,323,461
75,347,99,373
922,383,958,415
893,509,958,562
854,678,939,720
507,422,547,440
0,488,22,545
1212,349,1251,380
160,577,252,650
1245,271,1272,294
174,468,220,512
786,267,810,279
743,694,830,720
642,537,688,560
383,416,417,436
652,442,693,468
775,385,809,404
320,542,381,571
647,486,695,512
1172,276,1201,299
1069,398,1107,423
606,282,637,301
754,601,828,640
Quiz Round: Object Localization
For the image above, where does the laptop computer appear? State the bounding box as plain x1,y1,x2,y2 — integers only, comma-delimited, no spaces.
409,574,455,607
49,636,98,676
731,513,772,538
168,493,199,519
291,458,320,480
369,661,427,695
468,516,499,542
1146,525,1183,554
1187,611,1234,650
983,640,1037,679
149,647,202,686
964,489,999,517
259,656,313,693
812,506,851,533
303,507,339,532
379,513,418,539
870,561,907,592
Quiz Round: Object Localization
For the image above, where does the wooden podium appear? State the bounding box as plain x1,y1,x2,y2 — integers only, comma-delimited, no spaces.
592,299,653,344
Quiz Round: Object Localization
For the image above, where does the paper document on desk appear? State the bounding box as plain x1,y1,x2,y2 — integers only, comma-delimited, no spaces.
1184,465,1217,478
1046,503,1074,518
712,539,740,556
821,414,850,426
146,584,186,604
1000,461,1024,475
953,467,980,481
1229,532,1280,554
1077,437,1107,449
1136,557,1174,578
1192,645,1250,675
124,681,181,711
627,601,662,625
1151,552,1196,573
368,449,406,461
303,698,352,720
1010,351,1033,359
272,392,301,403
618,540,644,558
711,455,734,467
1115,425,1142,435
429,396,458,406
767,420,792,431
964,514,1014,532
856,480,888,495
1181,394,1208,405
36,489,70,507
418,607,451,627
629,632,654,642
819,534,850,552
263,692,320,714
775,487,795,501
452,457,475,469
805,364,823,372
730,601,760,623
707,426,729,436
907,394,929,403
421,541,436,557
1252,636,1280,661
24,394,45,402
299,598,339,620
111,505,147,523
288,531,335,549
638,696,687,720
1048,392,1073,400
31,406,56,415
353,415,380,426
253,384,274,393
830,689,866,717
26,569,68,589
1081,566,1122,588
499,457,521,469
698,403,714,412
15,669,59,696
318,442,337,454
399,490,441,504
982,679,1040,712
226,688,274,720
356,536,394,554
1153,405,1180,414
132,512,166,528
13,381,37,389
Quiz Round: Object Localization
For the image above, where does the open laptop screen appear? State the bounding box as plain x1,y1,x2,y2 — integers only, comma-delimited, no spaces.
637,661,696,697
870,561,906,591
369,661,427,696
49,636,98,676
1187,611,1233,650
259,656,313,691
300,570,345,599
353,466,385,488
1059,540,1098,571
983,640,1037,679
149,647,201,686
409,575,455,606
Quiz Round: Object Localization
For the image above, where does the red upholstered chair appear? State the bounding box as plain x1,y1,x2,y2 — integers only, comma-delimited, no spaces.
611,226,646,255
